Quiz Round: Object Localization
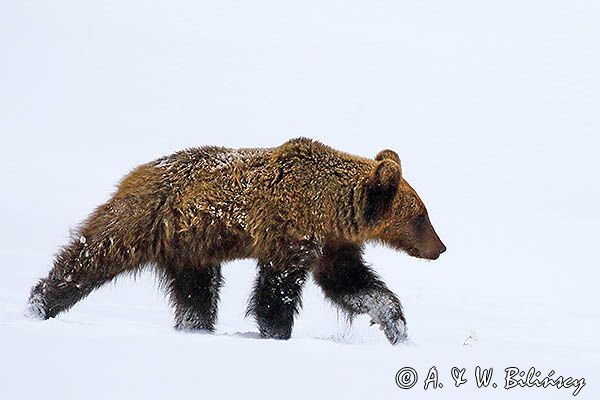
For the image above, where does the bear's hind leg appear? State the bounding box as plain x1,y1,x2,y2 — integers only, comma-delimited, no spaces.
28,238,126,319
28,274,110,320
313,242,407,345
28,195,159,319
162,264,223,332
247,263,308,340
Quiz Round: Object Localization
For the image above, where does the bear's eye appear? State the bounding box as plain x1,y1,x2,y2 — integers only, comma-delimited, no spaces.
415,214,426,225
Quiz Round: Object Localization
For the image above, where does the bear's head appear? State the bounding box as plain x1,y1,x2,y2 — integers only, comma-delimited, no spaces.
360,149,446,260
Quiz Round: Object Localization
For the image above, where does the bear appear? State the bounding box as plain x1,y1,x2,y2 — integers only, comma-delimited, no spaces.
28,138,446,344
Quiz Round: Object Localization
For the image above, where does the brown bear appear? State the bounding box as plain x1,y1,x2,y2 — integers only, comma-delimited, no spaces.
28,138,445,344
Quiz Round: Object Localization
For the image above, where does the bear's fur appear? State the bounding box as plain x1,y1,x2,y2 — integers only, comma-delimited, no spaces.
28,138,445,344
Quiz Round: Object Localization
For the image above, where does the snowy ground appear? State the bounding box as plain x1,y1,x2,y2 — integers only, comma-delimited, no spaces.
1,1,599,399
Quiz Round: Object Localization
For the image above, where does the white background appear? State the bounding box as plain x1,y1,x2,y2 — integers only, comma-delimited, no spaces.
1,1,598,399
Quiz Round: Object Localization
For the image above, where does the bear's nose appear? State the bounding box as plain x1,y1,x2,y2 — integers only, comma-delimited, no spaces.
439,243,447,254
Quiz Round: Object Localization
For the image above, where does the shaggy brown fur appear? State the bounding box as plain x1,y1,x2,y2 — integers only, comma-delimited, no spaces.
28,138,445,344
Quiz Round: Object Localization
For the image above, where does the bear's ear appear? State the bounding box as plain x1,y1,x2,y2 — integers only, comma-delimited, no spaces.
362,159,402,224
375,149,401,172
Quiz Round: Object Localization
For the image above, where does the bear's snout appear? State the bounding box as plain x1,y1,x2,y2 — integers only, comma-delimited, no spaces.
427,240,446,260
418,216,446,260
421,244,446,260
439,243,447,255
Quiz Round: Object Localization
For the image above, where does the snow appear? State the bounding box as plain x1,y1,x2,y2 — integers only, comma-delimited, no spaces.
1,1,599,399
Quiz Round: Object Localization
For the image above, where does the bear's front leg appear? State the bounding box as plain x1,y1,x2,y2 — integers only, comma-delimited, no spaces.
247,262,308,340
313,241,407,344
161,264,224,332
